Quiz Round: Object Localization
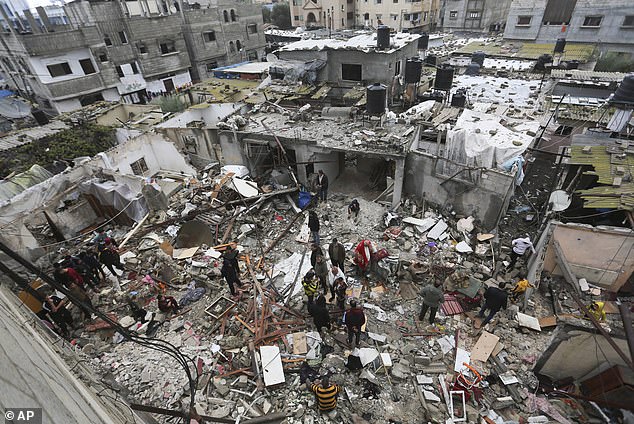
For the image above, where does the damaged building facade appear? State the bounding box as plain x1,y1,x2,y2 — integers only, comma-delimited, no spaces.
0,0,265,113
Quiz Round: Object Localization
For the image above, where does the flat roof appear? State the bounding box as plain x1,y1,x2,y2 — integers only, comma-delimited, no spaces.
276,32,420,54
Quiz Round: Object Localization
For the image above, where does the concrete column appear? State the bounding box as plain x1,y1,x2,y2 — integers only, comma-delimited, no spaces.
392,158,405,209
23,10,41,33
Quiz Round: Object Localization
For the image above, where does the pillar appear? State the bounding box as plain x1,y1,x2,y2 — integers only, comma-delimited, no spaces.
392,158,405,209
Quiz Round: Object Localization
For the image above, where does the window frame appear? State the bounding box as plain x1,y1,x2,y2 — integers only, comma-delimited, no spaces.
449,11,458,19
581,15,602,28
516,15,532,26
47,62,72,78
130,158,149,176
79,58,96,75
623,15,634,27
118,31,128,44
341,63,362,81
203,31,217,42
159,40,177,55
247,24,257,35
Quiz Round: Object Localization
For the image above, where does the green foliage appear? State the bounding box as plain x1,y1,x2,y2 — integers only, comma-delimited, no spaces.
262,6,271,24
156,95,186,113
595,52,634,73
271,3,292,30
0,123,117,178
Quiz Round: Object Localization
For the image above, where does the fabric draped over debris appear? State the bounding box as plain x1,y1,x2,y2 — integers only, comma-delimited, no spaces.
0,164,53,202
79,179,148,222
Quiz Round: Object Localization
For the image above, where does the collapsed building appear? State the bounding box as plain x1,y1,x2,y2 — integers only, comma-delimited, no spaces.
0,28,633,424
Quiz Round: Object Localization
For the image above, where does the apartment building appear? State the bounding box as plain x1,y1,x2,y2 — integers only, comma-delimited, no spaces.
290,0,438,31
503,0,634,55
0,0,265,114
440,0,512,32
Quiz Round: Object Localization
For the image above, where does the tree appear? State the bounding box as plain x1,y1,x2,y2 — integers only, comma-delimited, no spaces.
271,3,291,29
262,6,271,24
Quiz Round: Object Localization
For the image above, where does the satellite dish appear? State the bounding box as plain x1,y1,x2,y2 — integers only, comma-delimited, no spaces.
266,53,279,63
549,190,571,212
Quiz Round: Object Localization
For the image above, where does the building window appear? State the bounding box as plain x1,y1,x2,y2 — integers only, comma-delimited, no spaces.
542,0,576,25
79,58,96,75
449,11,458,19
363,12,369,20
98,53,108,62
394,60,401,76
206,61,218,73
391,13,397,21
130,61,139,74
247,51,258,60
138,42,147,54
203,31,216,42
229,41,236,53
159,40,176,54
130,158,149,176
230,9,236,21
582,15,602,27
424,11,428,21
347,11,353,19
376,14,382,20
623,16,634,27
403,13,410,21
115,65,124,78
104,34,112,46
119,31,128,44
517,15,532,25
376,0,382,3
468,11,480,18
247,24,257,34
341,63,362,81
47,62,72,77
236,40,242,51
393,0,398,3
223,10,229,22
294,15,300,20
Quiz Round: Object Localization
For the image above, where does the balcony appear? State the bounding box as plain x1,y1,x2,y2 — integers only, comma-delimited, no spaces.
45,73,107,99
20,27,102,56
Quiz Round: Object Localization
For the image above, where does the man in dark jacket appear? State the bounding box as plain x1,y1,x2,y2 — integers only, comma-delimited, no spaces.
419,280,445,325
309,295,330,333
344,300,365,347
317,170,329,203
221,246,242,296
478,282,509,326
310,243,324,267
308,211,320,245
328,238,346,272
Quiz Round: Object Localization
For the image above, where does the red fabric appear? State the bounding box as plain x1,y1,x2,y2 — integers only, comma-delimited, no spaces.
354,240,371,270
66,268,84,285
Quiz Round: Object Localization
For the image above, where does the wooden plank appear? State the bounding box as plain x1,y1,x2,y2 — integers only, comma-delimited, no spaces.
470,331,500,362
538,315,558,328
292,332,308,355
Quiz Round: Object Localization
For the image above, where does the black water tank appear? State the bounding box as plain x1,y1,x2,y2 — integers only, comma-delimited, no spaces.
465,62,480,76
451,90,466,108
32,108,49,125
434,64,454,90
424,54,437,66
366,83,387,115
611,74,634,105
377,25,390,49
472,51,486,66
554,38,566,53
418,32,429,49
534,54,552,72
404,58,423,84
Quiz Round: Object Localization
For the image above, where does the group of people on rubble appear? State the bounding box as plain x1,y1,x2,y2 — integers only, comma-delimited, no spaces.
39,229,127,337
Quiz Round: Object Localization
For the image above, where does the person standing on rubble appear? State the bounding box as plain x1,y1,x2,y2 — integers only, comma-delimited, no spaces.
510,274,534,303
344,299,365,347
42,293,73,337
98,243,126,279
309,375,341,418
221,245,242,297
302,270,319,305
310,243,324,267
308,211,320,245
419,280,445,325
314,255,329,294
333,277,347,312
508,235,535,269
316,170,329,203
348,199,360,222
309,295,331,333
157,294,180,315
328,265,345,301
477,282,509,327
328,238,346,272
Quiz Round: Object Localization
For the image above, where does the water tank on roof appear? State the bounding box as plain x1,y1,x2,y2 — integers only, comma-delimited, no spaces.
610,74,634,105
404,58,423,84
377,25,390,49
434,64,454,90
472,51,486,66
366,83,387,115
465,62,480,76
424,54,437,66
451,90,467,108
534,54,552,72
554,38,566,53
418,32,429,50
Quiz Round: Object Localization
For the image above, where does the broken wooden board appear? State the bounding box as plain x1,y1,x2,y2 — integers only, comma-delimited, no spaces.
172,246,199,260
470,331,500,363
292,332,307,355
260,345,285,386
517,312,541,331
538,315,558,328
204,296,237,320
159,240,174,256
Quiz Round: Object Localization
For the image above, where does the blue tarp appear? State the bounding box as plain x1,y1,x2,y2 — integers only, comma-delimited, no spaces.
0,90,13,99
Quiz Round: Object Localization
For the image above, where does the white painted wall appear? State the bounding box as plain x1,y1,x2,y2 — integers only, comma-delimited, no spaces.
52,98,82,113
157,103,243,128
102,88,121,102
146,70,192,93
28,48,98,84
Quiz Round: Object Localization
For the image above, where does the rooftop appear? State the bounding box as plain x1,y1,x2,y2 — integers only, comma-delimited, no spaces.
276,32,421,54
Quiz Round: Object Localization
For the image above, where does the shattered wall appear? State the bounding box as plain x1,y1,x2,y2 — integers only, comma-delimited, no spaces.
403,151,515,230
534,323,630,382
543,222,634,292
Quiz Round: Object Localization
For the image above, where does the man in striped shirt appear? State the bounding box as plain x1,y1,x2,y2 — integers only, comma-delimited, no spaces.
310,376,341,414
